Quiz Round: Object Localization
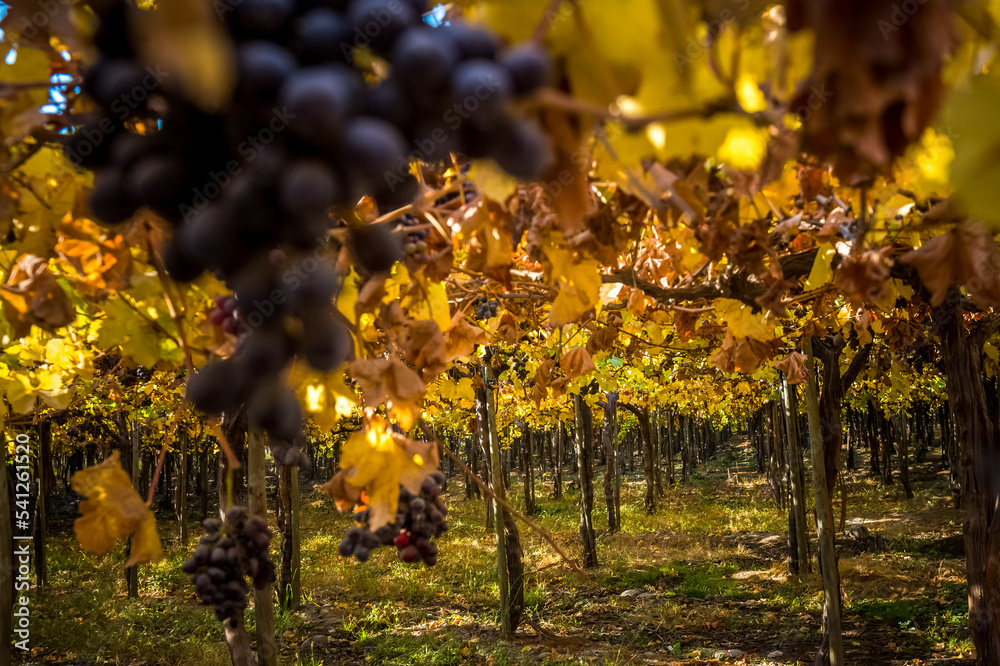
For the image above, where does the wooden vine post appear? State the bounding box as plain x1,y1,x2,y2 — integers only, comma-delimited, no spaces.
247,428,277,666
482,363,511,635
574,393,599,568
780,376,810,575
804,338,844,666
125,417,140,599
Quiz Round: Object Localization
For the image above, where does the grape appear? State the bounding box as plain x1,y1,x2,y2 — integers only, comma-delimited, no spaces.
439,24,501,61
163,237,205,283
233,261,281,313
237,42,296,101
492,119,553,180
233,0,295,36
280,160,341,217
500,43,551,94
179,206,249,275
340,117,409,182
248,383,302,442
280,67,359,147
91,59,147,107
187,360,247,414
89,169,136,226
399,544,420,563
299,309,353,371
348,223,405,274
111,132,165,169
393,29,460,93
239,328,294,377
295,9,352,64
348,0,417,53
126,155,189,208
291,261,340,308
452,60,513,121
374,172,421,211
64,119,120,169
365,79,411,126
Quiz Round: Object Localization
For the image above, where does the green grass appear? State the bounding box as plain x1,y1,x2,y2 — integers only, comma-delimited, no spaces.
23,442,976,664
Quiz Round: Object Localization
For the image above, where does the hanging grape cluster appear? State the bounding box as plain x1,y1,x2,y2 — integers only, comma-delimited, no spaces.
72,0,551,460
338,472,447,565
182,507,276,624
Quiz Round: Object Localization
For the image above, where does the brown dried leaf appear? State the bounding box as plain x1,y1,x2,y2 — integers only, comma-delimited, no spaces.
835,248,893,306
404,320,449,382
560,346,596,379
775,351,809,384
900,222,1000,308
444,317,487,361
0,254,75,338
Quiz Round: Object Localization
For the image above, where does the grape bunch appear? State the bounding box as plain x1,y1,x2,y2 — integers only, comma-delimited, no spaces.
474,298,498,320
338,472,447,566
74,0,552,457
182,507,276,624
93,352,121,374
397,214,429,258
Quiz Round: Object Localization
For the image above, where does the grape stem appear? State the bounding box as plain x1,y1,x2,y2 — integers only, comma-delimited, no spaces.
419,421,586,576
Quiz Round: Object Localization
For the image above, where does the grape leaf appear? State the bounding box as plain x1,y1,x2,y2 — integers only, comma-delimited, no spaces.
548,246,602,327
71,452,161,565
323,417,439,530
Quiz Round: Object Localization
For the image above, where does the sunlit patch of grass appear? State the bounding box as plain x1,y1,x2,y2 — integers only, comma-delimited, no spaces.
33,441,975,665
357,633,466,665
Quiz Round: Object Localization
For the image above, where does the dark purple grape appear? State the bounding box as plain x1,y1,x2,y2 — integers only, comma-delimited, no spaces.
127,155,189,207
239,328,294,377
340,117,408,181
89,169,136,226
492,119,553,180
90,59,146,107
280,67,359,147
234,0,295,35
439,24,501,61
299,309,353,371
187,359,247,414
399,545,420,563
280,160,341,216
348,223,405,274
365,79,411,126
393,28,459,92
452,59,513,121
500,43,551,94
348,0,417,53
295,9,352,63
237,42,296,101
248,382,302,442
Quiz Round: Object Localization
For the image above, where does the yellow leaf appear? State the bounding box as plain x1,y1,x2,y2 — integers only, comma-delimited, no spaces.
71,452,160,563
329,417,439,529
548,246,602,327
468,160,519,204
803,243,837,292
717,124,769,171
125,508,163,567
714,298,774,341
